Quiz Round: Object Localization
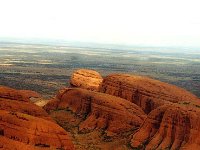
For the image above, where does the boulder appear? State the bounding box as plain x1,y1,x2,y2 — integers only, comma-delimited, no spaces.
70,69,103,91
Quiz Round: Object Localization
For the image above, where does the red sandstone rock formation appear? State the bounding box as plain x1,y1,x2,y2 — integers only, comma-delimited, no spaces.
131,103,200,150
0,110,74,150
0,98,52,121
44,88,146,134
2,70,200,149
70,69,103,91
19,90,41,99
0,86,74,150
99,74,200,113
0,136,37,150
0,86,41,102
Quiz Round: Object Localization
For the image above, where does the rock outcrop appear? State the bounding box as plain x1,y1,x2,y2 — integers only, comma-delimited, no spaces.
0,86,41,102
2,69,200,149
99,74,200,113
70,69,103,91
0,98,52,121
0,86,74,150
44,88,146,134
131,103,200,150
0,110,74,150
0,136,37,150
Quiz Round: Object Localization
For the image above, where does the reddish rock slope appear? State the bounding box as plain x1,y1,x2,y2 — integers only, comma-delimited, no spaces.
0,86,74,150
0,98,52,121
0,86,41,102
99,74,200,113
131,103,200,150
0,110,74,150
70,69,103,91
0,136,37,150
44,88,146,134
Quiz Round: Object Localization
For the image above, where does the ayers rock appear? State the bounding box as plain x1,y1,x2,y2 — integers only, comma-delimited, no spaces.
0,86,74,150
70,69,103,91
99,74,200,113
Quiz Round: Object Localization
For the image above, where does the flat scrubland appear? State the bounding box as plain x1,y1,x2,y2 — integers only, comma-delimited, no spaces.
0,42,200,98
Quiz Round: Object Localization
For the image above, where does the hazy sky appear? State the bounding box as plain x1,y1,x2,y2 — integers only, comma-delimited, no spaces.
0,0,200,47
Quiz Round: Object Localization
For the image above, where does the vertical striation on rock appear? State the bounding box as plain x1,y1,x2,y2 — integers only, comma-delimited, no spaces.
44,88,146,134
0,86,74,150
131,104,200,150
99,74,200,113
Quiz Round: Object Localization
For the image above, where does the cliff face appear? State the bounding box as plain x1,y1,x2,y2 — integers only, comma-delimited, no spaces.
131,103,200,150
70,69,103,91
44,88,146,135
0,86,74,150
99,74,200,113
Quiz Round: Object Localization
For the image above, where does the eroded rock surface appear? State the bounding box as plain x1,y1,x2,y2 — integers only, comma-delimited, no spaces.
70,69,103,91
44,88,146,134
0,98,52,121
131,103,200,150
0,136,37,150
99,74,200,113
0,110,74,150
0,86,74,150
2,70,200,150
0,86,41,102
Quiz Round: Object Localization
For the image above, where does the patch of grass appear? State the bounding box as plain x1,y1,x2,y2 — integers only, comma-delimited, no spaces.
182,102,190,105
195,105,200,108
